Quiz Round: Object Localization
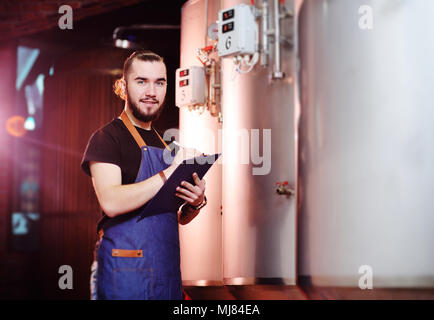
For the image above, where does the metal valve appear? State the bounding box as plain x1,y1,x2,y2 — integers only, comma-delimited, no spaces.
275,181,294,196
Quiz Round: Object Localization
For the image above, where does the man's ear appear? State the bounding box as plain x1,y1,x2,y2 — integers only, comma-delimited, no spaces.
114,77,127,101
120,78,127,100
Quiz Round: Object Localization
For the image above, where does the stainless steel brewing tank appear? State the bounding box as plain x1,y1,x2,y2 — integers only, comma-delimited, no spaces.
298,0,434,287
221,0,298,284
178,0,223,285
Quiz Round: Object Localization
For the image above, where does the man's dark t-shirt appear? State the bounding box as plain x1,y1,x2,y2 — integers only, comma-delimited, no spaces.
81,117,172,231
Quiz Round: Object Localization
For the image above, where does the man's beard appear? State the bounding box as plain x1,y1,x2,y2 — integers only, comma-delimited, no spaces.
128,95,165,123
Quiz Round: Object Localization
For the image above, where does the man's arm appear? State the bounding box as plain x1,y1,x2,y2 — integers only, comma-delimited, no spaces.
90,161,178,218
178,204,201,225
175,172,207,225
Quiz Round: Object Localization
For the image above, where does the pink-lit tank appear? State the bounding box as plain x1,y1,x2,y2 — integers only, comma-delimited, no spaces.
298,0,434,287
178,0,223,285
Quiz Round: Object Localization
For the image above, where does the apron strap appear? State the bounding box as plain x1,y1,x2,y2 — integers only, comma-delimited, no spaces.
120,111,147,148
153,127,171,152
120,110,171,151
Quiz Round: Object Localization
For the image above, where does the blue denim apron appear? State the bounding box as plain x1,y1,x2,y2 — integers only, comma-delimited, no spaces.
96,111,182,300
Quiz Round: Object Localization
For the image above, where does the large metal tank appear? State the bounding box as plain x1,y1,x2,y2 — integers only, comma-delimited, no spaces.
221,0,297,284
298,0,434,287
178,0,223,285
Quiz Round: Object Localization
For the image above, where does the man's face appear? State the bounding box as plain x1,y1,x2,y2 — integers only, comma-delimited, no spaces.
125,59,167,123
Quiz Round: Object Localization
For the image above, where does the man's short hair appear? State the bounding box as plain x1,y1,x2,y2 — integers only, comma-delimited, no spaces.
114,50,165,100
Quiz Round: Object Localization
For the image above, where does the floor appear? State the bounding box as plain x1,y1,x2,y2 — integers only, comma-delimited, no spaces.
183,285,434,300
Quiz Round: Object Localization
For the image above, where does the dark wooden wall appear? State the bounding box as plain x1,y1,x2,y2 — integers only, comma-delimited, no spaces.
39,48,125,299
0,42,21,298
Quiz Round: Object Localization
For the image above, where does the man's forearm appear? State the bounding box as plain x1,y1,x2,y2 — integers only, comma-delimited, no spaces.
96,164,177,217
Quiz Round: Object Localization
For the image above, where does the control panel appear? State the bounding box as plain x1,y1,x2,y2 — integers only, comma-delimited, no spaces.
218,4,257,57
175,66,206,107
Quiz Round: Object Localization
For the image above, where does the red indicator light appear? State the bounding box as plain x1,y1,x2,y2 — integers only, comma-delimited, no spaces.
179,79,189,87
222,9,234,21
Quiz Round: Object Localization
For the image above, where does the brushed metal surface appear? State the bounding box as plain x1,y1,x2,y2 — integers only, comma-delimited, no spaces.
221,0,297,284
179,0,223,284
298,0,434,287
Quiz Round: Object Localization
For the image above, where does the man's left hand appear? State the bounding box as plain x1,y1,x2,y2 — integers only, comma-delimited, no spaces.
175,172,206,207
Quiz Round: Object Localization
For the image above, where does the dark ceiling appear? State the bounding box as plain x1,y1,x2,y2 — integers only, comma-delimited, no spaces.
2,0,190,132
0,0,189,48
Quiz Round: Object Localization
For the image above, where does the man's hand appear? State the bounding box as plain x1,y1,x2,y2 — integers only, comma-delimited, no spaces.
175,172,206,207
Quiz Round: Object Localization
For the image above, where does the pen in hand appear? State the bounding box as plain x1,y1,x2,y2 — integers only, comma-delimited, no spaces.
172,141,188,149
172,141,207,161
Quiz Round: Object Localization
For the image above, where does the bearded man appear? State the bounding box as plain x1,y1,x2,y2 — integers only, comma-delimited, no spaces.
81,51,207,300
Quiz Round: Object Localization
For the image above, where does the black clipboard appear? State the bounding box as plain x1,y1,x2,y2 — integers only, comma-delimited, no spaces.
139,153,221,219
